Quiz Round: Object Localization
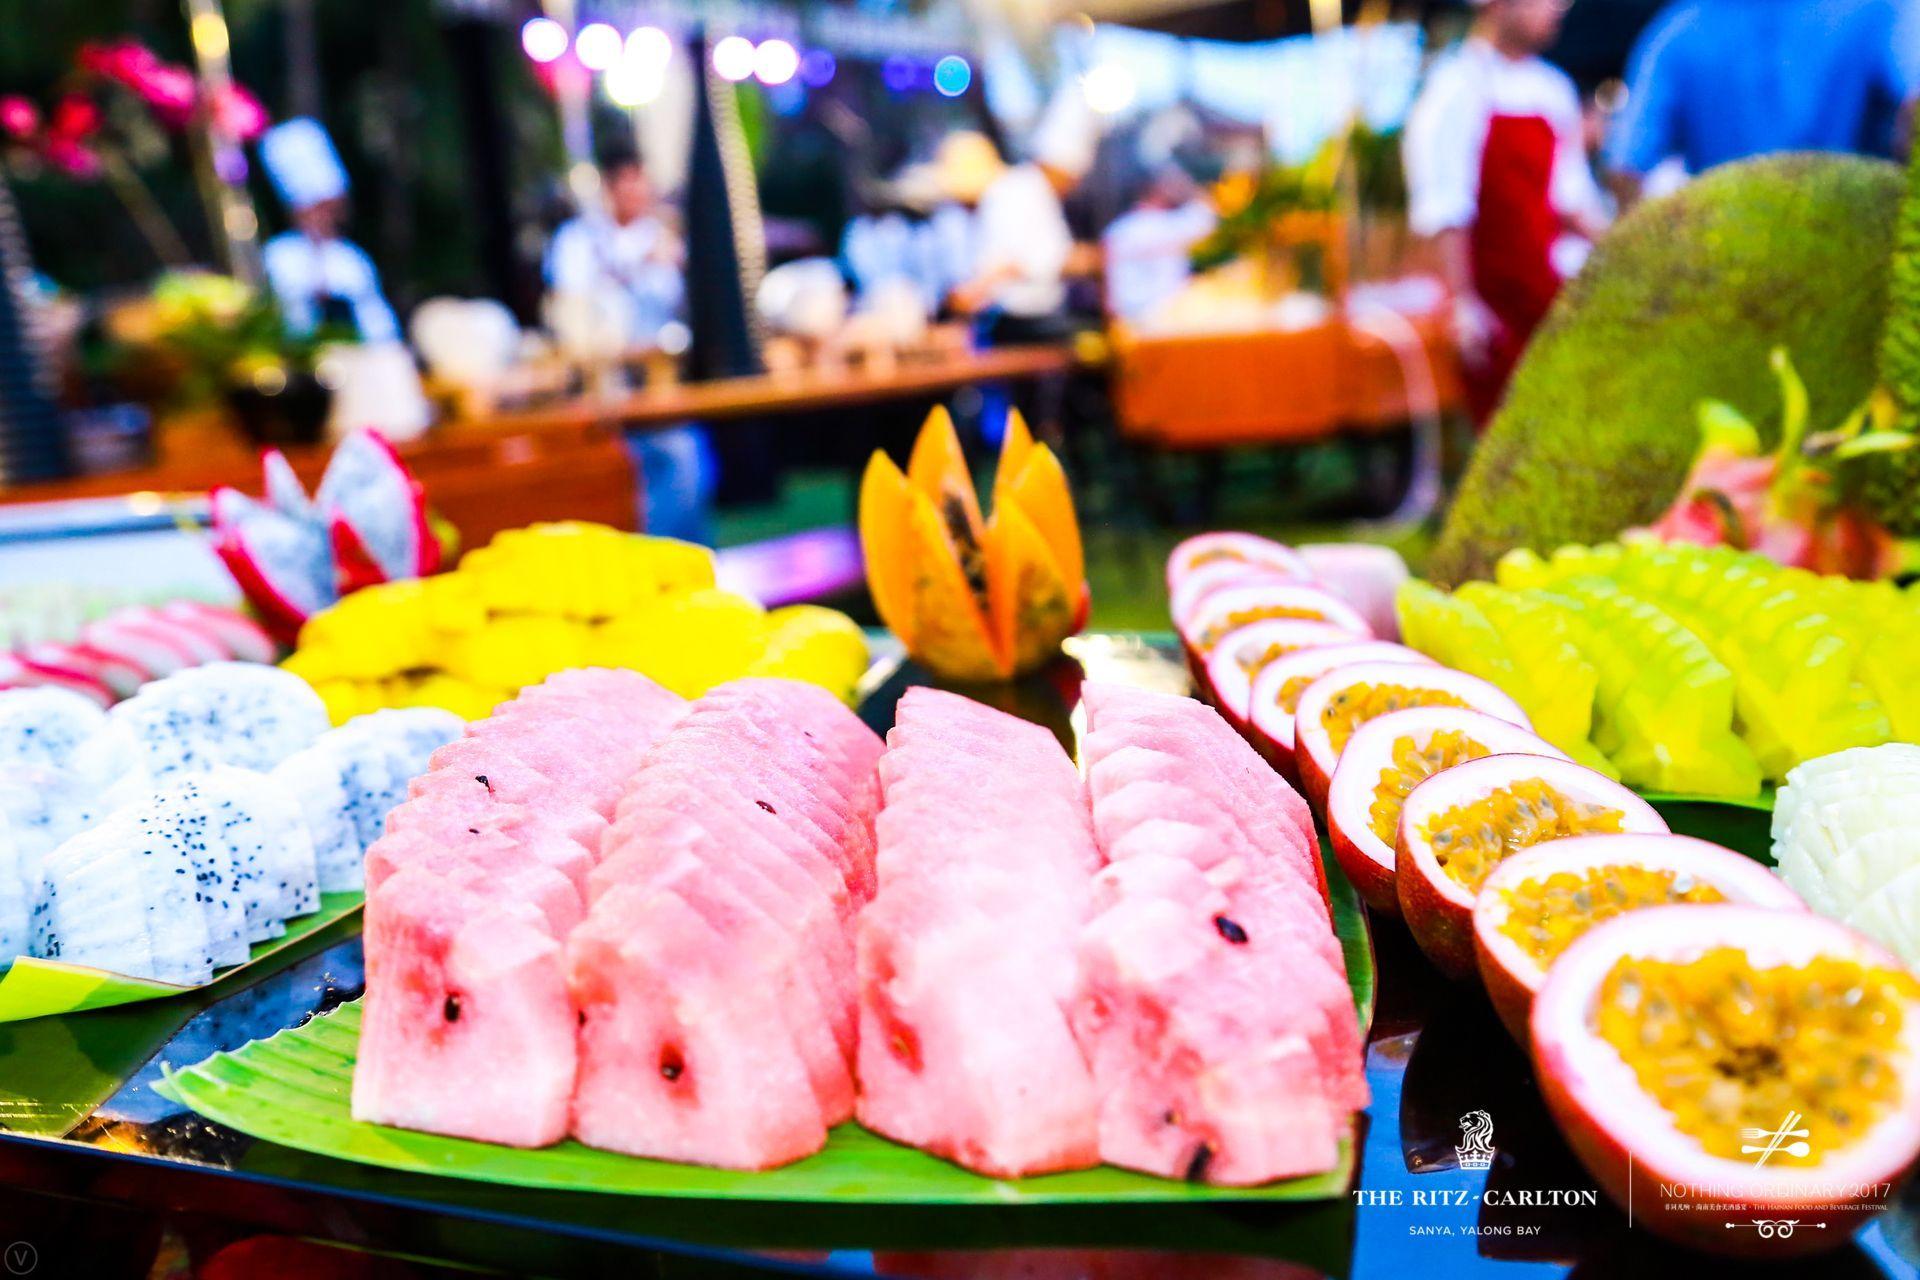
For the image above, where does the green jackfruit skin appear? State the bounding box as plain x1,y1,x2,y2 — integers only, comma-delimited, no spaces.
1863,142,1920,533
1430,153,1905,586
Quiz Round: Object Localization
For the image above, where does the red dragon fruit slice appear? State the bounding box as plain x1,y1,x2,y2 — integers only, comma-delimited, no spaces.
261,447,315,521
22,642,145,700
0,654,113,706
155,601,278,664
81,614,200,681
314,430,438,588
210,487,337,646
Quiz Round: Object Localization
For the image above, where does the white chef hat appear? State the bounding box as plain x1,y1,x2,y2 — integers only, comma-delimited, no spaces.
261,117,350,211
1029,85,1098,179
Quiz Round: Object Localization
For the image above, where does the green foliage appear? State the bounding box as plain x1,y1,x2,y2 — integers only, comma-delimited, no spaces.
1430,154,1905,586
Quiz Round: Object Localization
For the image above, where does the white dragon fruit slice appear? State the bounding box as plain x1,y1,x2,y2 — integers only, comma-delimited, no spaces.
262,447,315,521
0,824,28,960
109,662,329,780
313,429,437,585
269,747,352,916
195,765,317,932
340,707,463,779
24,641,145,700
0,766,106,871
81,613,202,681
209,488,337,645
34,811,212,984
307,733,405,892
136,774,253,962
0,687,108,767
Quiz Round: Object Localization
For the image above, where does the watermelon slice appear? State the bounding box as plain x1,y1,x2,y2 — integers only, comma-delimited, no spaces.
364,826,584,939
568,883,827,1168
854,686,1102,1178
383,791,593,895
1073,683,1365,1182
352,868,575,1148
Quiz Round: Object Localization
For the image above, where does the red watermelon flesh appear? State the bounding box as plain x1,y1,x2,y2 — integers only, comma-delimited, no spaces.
525,667,687,722
615,749,859,905
595,799,855,1049
1081,683,1317,853
855,687,1101,1177
568,884,827,1168
1091,848,1367,1112
352,868,575,1147
603,770,855,935
451,717,629,818
857,884,1099,1177
383,791,593,896
363,826,583,939
594,839,852,1121
705,678,885,780
413,742,608,854
650,717,872,899
1074,893,1342,1184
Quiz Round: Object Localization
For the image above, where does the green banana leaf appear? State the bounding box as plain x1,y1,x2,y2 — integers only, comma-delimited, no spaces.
0,892,363,1024
152,864,1372,1205
1640,789,1777,863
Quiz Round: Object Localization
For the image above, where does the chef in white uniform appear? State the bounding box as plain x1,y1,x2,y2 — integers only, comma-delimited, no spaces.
949,93,1099,344
259,118,400,344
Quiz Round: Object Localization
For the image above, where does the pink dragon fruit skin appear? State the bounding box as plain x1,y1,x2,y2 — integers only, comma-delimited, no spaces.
0,654,113,706
314,430,439,587
210,487,337,646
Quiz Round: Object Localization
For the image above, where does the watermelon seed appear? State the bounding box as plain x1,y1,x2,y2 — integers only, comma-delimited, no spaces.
1213,916,1249,945
443,994,461,1022
756,800,777,815
1185,1143,1214,1182
475,775,492,794
659,1047,685,1081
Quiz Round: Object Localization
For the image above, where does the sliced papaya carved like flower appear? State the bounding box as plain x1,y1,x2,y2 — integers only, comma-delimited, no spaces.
860,408,1089,681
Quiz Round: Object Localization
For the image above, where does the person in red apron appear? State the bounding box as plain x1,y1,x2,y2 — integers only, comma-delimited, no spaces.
1403,0,1609,423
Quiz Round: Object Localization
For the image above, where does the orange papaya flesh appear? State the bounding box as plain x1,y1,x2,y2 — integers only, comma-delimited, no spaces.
985,500,1076,678
906,405,984,538
999,443,1085,615
858,452,921,649
904,487,1007,681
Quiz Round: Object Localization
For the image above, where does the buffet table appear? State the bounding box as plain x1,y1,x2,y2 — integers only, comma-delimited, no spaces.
0,637,1891,1280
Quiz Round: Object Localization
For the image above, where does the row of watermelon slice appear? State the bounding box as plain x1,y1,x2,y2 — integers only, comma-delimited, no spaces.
352,666,1365,1184
0,601,274,707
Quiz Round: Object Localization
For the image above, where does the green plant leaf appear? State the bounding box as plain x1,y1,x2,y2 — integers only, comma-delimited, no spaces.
153,875,1372,1204
0,892,363,1024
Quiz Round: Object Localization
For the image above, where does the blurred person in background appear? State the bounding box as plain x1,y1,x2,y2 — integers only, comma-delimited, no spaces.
949,94,1102,345
1101,157,1215,324
1605,0,1919,207
260,118,400,344
1403,0,1608,422
546,142,714,544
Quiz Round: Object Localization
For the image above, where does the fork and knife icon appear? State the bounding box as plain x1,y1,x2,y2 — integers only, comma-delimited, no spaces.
1741,1113,1811,1164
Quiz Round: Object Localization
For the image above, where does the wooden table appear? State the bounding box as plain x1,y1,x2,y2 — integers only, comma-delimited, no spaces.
476,343,1073,435
0,345,1074,551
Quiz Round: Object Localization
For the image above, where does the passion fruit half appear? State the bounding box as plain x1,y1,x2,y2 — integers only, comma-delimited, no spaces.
1200,617,1367,729
1177,582,1372,691
1324,707,1566,914
1397,755,1668,979
1169,562,1306,635
1244,642,1434,782
1291,662,1529,812
1532,905,1920,1257
1164,532,1309,597
1475,834,1807,1044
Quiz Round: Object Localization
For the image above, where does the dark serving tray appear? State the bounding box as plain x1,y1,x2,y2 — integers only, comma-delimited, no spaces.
0,636,1910,1279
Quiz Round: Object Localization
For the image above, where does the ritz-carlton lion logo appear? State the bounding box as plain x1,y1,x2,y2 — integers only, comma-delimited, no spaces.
1456,1110,1496,1171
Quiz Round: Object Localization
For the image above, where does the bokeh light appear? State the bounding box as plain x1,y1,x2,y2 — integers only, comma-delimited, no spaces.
712,35,756,81
799,49,837,88
881,55,918,93
933,55,971,97
753,39,799,87
625,26,673,68
520,17,568,64
1081,63,1137,115
573,22,622,72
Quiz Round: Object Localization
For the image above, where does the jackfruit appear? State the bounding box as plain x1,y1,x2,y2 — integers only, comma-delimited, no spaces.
1862,139,1920,533
1431,154,1906,586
